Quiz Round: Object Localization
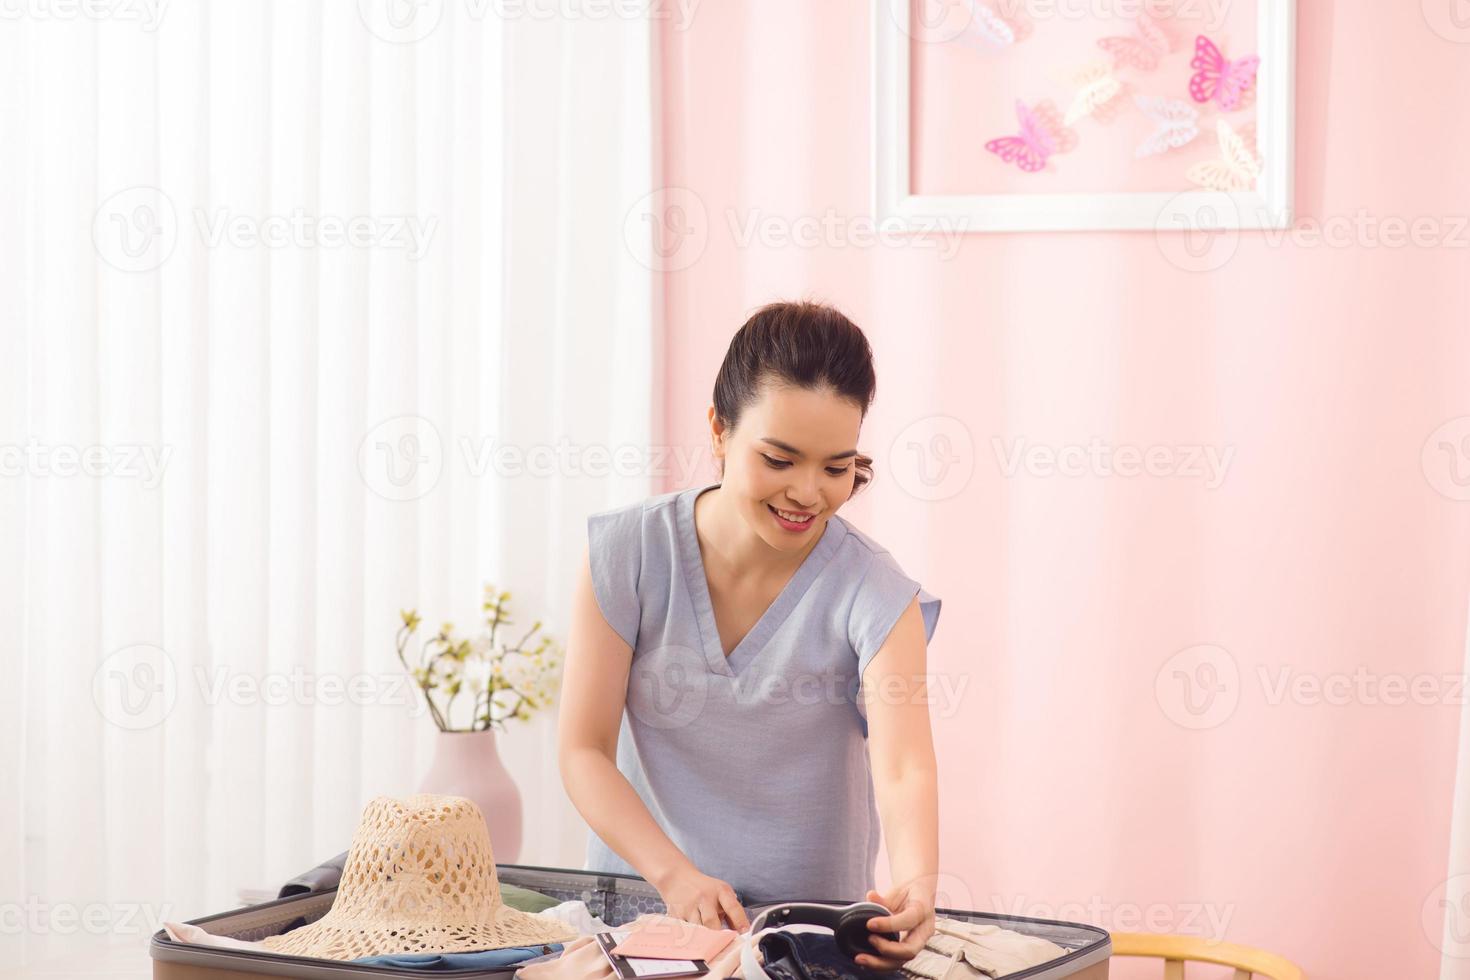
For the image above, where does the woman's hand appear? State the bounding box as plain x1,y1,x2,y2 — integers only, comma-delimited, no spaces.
855,883,936,972
653,864,751,932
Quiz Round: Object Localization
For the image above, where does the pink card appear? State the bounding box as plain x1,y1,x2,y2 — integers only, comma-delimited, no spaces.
610,920,737,962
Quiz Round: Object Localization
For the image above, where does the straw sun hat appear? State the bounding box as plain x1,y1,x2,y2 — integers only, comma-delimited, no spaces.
261,794,579,961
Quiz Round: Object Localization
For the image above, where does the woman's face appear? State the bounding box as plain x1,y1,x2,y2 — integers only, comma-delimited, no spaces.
710,382,862,555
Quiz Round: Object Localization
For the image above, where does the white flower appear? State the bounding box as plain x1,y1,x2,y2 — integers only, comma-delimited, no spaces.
462,656,494,691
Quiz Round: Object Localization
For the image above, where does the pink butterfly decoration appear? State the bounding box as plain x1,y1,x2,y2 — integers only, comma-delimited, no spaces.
985,100,1077,173
1188,35,1259,111
1097,13,1172,71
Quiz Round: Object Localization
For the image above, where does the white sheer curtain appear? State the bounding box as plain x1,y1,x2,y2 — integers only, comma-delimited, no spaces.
0,0,655,967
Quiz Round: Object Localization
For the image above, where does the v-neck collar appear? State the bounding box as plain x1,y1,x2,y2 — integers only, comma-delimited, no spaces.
676,481,847,677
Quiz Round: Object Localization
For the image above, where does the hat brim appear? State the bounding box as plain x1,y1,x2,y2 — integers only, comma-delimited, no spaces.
259,903,579,961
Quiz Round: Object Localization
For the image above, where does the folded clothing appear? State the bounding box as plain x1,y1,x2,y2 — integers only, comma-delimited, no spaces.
505,883,567,913
277,851,349,899
899,918,1067,980
518,915,753,980
163,921,270,952
353,944,564,969
535,899,614,936
758,929,906,980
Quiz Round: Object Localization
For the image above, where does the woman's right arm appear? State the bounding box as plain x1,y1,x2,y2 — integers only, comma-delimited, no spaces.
557,544,749,931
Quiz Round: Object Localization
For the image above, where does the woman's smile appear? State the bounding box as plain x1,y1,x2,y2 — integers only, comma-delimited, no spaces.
768,503,818,531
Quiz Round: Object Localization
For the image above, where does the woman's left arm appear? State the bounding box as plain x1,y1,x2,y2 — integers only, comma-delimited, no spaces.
856,596,940,971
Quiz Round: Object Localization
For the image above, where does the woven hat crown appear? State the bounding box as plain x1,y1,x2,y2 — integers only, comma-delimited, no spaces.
330,794,505,927
258,793,576,960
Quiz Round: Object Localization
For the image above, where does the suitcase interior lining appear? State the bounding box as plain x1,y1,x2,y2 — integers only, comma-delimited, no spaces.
187,865,1104,953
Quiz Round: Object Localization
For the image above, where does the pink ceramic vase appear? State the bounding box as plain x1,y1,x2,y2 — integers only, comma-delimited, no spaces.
417,729,524,863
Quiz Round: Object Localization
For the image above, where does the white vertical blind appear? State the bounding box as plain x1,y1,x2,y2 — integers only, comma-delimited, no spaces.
0,1,655,967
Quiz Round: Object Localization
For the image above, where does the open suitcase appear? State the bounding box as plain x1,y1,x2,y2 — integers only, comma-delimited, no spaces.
149,863,1112,980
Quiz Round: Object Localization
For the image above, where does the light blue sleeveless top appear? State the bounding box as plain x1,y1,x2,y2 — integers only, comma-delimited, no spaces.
581,480,941,903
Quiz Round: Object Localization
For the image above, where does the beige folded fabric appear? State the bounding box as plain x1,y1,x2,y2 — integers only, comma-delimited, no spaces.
900,917,1067,980
164,921,269,952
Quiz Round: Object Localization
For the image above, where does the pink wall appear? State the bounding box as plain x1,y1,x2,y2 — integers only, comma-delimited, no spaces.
657,2,1470,977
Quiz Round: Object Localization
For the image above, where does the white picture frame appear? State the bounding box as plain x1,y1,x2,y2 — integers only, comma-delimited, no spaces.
871,0,1297,232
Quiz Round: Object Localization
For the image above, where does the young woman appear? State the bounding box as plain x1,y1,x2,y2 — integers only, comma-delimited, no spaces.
558,302,942,971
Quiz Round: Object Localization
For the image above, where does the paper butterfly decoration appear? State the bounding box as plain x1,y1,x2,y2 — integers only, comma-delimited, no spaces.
1097,13,1173,71
1063,64,1125,126
1133,95,1199,158
1186,119,1262,191
985,100,1077,173
1189,35,1260,110
957,0,1017,48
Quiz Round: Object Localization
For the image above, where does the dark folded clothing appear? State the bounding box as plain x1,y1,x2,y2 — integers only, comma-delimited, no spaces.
278,851,350,899
759,931,905,980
